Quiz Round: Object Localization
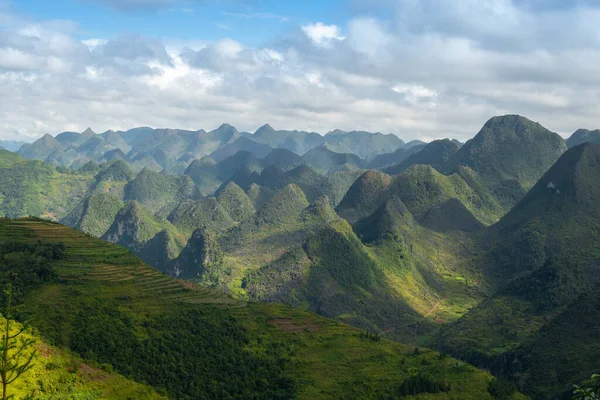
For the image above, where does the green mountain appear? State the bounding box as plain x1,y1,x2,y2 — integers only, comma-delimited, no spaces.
388,165,503,224
301,146,364,173
216,181,256,222
383,139,460,175
245,183,274,209
0,218,509,400
323,129,404,160
167,197,235,236
336,170,393,223
123,168,197,213
254,183,309,226
368,145,426,169
18,133,64,161
60,192,124,237
167,228,225,280
419,198,485,233
435,144,600,399
445,115,567,209
0,139,27,152
338,164,504,227
0,150,92,219
209,136,273,162
4,116,600,399
102,201,185,255
261,148,304,170
95,160,135,183
251,124,325,155
484,142,600,280
567,128,600,148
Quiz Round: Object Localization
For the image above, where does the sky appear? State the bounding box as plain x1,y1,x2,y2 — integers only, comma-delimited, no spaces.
1,0,600,142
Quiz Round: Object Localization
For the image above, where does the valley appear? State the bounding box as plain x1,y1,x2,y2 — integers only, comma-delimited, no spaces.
0,114,598,399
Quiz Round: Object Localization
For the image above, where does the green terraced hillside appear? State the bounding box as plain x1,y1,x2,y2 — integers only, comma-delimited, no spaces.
0,217,516,400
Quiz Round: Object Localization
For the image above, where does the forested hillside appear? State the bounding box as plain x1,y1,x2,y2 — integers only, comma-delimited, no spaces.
1,115,599,399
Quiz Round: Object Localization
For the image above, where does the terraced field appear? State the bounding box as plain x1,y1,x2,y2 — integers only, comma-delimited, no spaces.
1,217,239,307
0,218,524,399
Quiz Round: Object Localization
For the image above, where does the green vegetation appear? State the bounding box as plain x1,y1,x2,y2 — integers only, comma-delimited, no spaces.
0,218,507,399
216,182,256,222
255,184,309,226
336,170,392,223
102,201,186,262
61,192,124,237
0,151,92,219
572,374,600,400
389,164,504,225
384,138,460,175
94,160,135,184
245,183,274,209
3,116,599,399
124,168,197,213
1,284,36,400
167,198,234,236
567,129,600,148
436,145,600,399
444,115,567,210
488,378,517,400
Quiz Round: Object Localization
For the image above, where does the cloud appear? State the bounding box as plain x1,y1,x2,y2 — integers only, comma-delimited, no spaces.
3,0,600,142
301,22,345,47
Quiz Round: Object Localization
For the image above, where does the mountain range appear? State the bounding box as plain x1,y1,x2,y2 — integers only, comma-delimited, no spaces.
16,124,425,176
1,114,599,399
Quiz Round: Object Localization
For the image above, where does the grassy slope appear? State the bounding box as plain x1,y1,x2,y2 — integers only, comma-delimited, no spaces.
0,218,514,400
433,144,600,398
4,317,164,400
0,151,93,219
445,115,567,210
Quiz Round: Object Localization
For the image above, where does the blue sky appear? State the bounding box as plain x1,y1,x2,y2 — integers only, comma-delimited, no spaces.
12,0,351,46
1,0,600,141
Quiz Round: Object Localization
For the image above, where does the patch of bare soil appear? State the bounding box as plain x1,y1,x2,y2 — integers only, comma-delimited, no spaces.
269,318,321,333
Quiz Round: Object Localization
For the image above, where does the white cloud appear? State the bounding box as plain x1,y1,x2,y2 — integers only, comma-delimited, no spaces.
301,22,345,47
346,17,390,57
2,1,600,142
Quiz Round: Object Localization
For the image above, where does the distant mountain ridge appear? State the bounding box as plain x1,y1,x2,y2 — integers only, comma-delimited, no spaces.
567,128,600,148
16,123,425,174
2,114,599,399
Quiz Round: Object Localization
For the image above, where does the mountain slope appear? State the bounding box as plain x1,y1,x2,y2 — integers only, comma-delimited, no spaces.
60,192,124,237
445,115,567,209
485,142,600,280
336,170,393,223
18,134,64,161
123,168,197,212
216,181,256,222
383,139,460,175
0,218,507,400
209,137,273,162
102,201,185,254
368,145,426,169
0,151,92,219
435,144,600,399
167,198,234,235
567,128,600,148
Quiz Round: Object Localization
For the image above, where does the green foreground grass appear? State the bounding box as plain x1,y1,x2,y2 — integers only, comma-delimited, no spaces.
0,217,523,399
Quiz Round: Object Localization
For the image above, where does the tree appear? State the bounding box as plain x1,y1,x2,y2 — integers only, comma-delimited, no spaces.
0,284,36,400
572,374,600,400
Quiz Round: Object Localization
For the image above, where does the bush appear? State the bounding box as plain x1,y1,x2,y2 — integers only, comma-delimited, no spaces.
488,377,517,399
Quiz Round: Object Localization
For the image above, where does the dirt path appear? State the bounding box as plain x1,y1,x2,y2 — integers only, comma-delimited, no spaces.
383,298,445,333
424,298,443,318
